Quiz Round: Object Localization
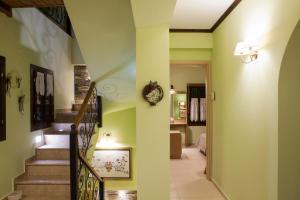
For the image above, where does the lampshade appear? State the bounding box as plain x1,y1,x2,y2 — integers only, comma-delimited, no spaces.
170,85,176,94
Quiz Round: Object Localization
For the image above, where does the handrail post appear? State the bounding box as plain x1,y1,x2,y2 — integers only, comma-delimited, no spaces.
70,124,78,200
99,180,105,200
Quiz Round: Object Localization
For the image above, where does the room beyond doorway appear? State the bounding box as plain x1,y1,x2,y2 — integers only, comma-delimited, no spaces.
169,61,216,199
170,61,213,179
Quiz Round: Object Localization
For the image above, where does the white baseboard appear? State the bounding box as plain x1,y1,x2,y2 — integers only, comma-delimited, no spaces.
211,179,231,200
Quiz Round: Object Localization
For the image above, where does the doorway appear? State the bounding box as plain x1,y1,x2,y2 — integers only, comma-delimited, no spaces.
169,61,218,200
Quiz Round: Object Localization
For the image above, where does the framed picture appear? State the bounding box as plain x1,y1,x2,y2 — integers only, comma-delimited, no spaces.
91,148,131,179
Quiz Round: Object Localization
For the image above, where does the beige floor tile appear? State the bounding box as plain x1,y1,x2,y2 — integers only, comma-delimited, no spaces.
170,147,225,200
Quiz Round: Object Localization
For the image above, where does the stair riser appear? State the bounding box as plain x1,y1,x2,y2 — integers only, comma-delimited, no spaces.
26,165,70,177
51,123,94,132
36,149,69,160
44,135,70,147
51,123,73,132
55,113,76,123
16,184,70,197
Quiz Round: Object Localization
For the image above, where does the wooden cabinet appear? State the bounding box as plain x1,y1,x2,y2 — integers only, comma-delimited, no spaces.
170,120,191,146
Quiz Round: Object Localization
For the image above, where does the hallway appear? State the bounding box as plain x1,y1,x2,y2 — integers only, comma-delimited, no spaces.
171,147,224,200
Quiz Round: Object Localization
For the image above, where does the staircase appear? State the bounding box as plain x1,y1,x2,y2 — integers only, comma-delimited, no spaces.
14,110,76,200
9,91,137,199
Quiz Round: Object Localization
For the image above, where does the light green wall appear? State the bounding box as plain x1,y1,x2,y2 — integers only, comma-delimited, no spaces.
136,25,170,200
71,35,85,65
170,32,213,61
0,9,73,199
97,108,136,190
170,32,213,49
212,0,300,200
170,65,206,92
278,21,300,200
170,48,212,61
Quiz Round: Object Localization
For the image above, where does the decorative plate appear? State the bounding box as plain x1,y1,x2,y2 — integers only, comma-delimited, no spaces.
142,81,164,106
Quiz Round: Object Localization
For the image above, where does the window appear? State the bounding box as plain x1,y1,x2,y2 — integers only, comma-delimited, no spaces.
30,65,54,131
0,56,6,141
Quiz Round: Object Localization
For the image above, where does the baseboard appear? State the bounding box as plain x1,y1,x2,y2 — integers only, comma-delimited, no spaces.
211,179,231,200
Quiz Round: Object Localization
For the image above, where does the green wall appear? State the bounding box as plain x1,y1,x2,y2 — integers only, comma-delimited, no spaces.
278,21,300,200
170,32,213,61
136,25,170,200
97,108,137,190
211,0,300,200
170,48,212,61
0,9,73,199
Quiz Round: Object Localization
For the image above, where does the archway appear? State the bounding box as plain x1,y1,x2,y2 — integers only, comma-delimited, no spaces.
278,20,300,200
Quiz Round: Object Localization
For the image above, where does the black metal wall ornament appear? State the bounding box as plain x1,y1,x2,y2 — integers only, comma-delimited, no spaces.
142,81,164,106
18,93,25,114
6,71,22,96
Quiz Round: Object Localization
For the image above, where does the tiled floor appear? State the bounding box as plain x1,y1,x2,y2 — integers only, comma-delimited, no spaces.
171,147,225,200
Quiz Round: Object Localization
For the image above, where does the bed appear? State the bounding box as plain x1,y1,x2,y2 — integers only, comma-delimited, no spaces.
198,133,206,155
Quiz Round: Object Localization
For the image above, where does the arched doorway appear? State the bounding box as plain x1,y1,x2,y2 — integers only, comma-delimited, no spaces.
278,20,300,200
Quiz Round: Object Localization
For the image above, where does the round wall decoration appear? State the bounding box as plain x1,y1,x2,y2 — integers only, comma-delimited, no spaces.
142,81,164,106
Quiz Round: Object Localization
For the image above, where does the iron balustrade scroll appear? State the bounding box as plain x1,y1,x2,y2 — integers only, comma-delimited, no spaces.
70,82,105,200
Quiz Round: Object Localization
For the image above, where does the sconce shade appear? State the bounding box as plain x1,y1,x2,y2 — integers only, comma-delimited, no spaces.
234,42,259,63
170,85,176,94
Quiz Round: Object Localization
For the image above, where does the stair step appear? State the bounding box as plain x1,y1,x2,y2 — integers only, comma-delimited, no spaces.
27,160,69,166
16,175,70,198
43,129,70,135
22,196,69,200
36,145,69,160
55,111,78,123
16,175,70,185
26,160,70,176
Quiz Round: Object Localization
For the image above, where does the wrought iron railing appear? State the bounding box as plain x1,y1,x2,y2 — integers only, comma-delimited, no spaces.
70,82,104,200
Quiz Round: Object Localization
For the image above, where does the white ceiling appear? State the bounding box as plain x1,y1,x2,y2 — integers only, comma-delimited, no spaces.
170,0,235,29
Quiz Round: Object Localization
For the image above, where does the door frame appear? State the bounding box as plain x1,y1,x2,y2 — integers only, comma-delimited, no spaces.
170,60,213,180
0,56,6,142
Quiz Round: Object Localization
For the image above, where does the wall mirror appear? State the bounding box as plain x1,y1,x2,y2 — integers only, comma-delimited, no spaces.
170,92,187,121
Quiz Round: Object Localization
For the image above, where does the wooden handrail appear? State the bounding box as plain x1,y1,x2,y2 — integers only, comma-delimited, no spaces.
74,81,96,127
78,153,104,182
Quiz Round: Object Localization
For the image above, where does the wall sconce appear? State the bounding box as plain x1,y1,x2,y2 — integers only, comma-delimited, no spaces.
170,85,176,94
234,42,259,63
97,132,115,148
